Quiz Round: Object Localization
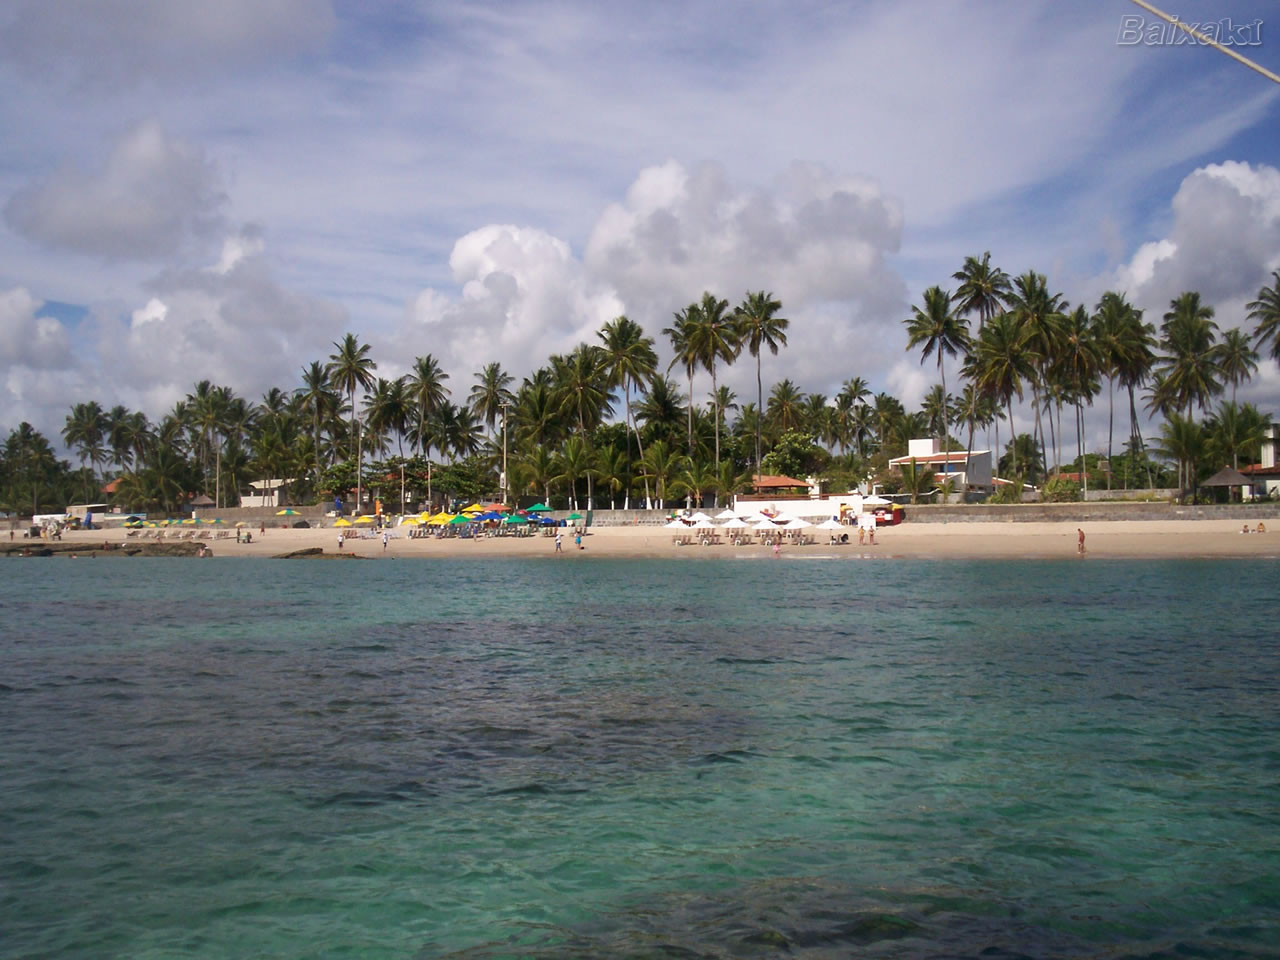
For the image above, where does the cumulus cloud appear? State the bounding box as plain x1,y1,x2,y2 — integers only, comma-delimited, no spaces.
1112,161,1280,324
398,224,624,382
0,0,335,86
0,287,73,370
397,162,910,400
4,121,226,261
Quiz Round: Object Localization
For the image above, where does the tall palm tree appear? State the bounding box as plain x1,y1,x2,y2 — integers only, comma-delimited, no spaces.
1158,292,1221,415
406,354,450,456
469,362,515,436
1109,302,1158,488
365,377,411,457
298,360,336,478
903,285,969,441
1007,271,1067,478
634,374,685,448
687,291,738,478
953,253,1011,476
62,401,107,503
735,290,788,475
767,379,806,435
326,333,378,512
1215,328,1259,405
1055,305,1102,491
598,315,658,508
552,344,613,509
638,439,684,509
662,303,700,457
1247,270,1280,364
972,311,1036,478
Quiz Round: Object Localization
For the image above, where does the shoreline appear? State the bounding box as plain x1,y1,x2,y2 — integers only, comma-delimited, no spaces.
18,519,1279,560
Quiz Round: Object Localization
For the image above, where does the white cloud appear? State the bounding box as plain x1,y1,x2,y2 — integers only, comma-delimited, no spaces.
0,287,72,370
4,121,226,260
1110,161,1280,328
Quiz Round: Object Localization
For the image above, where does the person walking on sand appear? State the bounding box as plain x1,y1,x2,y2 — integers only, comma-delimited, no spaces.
337,532,345,552
773,540,780,558
1077,528,1086,555
382,530,388,553
575,531,583,550
555,531,563,554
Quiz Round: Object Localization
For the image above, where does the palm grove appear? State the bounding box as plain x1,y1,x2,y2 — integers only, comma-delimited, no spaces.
5,261,1280,516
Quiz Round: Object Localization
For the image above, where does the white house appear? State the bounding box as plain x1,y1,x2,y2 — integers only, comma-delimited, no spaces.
888,438,993,495
240,478,294,509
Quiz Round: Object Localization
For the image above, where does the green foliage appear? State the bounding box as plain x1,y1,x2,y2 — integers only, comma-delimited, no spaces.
989,479,1024,503
430,456,492,502
759,431,824,479
1041,475,1081,502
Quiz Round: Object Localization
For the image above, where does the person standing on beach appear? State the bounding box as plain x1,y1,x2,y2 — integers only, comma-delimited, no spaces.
555,531,563,554
337,532,345,552
382,530,388,553
1077,528,1086,555
575,531,583,550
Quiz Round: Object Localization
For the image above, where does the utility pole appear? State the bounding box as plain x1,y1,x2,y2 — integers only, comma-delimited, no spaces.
355,418,362,517
501,401,511,509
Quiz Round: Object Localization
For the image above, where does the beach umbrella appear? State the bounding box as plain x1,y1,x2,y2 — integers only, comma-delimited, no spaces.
400,516,420,526
504,515,529,525
427,512,455,525
460,502,484,514
753,519,779,531
783,517,812,529
235,521,249,527
714,508,739,520
692,518,715,529
741,512,770,523
538,515,558,525
526,502,551,512
664,518,689,529
721,517,748,529
333,517,353,527
862,495,891,506
817,518,844,530
276,508,300,516
449,514,472,525
354,515,376,524
689,511,712,523
566,512,583,521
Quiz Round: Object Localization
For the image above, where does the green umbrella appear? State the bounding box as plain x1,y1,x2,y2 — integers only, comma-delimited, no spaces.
449,514,472,525
526,502,551,512
276,508,300,516
566,512,583,521
504,515,529,525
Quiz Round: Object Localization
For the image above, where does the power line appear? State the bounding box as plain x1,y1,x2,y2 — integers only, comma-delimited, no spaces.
1127,0,1280,85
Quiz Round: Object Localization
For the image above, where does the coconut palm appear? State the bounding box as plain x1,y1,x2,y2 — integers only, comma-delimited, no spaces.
406,354,451,455
903,285,968,441
1215,328,1259,406
326,334,378,511
767,379,806,434
735,290,788,474
62,401,107,502
598,315,658,508
1006,272,1067,477
552,344,613,509
971,311,1036,478
365,377,411,457
662,303,701,456
638,438,684,509
1158,292,1221,415
1246,270,1280,363
1156,412,1206,499
298,360,337,476
686,291,739,476
469,362,515,436
1055,305,1102,490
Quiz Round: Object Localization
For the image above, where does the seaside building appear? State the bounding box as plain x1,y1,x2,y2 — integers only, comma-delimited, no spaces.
240,479,293,508
1241,423,1280,499
887,438,993,497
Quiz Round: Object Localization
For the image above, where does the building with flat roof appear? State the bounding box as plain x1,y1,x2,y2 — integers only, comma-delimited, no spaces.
888,439,993,495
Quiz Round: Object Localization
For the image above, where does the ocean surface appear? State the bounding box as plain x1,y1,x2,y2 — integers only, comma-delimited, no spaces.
1,556,1277,959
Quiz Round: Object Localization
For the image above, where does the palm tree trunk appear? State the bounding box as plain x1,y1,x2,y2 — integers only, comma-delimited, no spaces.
755,355,763,480
711,362,720,507
1107,378,1115,490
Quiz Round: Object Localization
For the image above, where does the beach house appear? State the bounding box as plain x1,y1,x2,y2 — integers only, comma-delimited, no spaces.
887,438,993,497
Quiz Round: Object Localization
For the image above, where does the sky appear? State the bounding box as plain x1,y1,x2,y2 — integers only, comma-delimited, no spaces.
2,0,1279,458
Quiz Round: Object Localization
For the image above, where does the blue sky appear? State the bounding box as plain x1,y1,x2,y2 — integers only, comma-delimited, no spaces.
2,0,1279,451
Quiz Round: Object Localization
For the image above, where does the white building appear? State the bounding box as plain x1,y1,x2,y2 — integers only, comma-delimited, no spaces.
240,479,294,509
888,438,993,496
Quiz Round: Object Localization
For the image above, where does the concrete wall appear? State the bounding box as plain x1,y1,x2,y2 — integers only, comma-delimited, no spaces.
901,502,1280,523
1083,488,1178,502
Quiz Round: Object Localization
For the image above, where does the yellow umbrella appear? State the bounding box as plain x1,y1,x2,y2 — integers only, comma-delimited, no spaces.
235,521,249,528
333,517,353,527
428,512,455,526
354,515,376,524
460,502,484,514
400,517,420,526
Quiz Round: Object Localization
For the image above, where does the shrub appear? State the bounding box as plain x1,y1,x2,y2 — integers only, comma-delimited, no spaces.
1041,475,1082,502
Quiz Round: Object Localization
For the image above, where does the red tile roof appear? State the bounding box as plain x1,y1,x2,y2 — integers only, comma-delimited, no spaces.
751,474,808,488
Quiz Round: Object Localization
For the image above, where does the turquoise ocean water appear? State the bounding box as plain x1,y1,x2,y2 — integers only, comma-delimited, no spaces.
1,556,1277,958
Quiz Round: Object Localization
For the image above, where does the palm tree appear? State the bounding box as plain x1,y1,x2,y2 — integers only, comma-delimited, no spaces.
635,374,686,448
555,435,594,510
766,379,806,434
673,457,717,508
953,253,1011,475
62,401,107,503
1109,302,1158,488
686,291,738,478
1215,328,1259,405
1007,271,1067,478
598,315,658,508
406,354,451,456
1156,412,1206,499
1247,270,1280,363
871,392,904,452
327,333,377,513
1158,292,1221,415
903,285,969,441
469,362,515,436
638,439,684,509
735,290,788,475
1055,306,1101,492
899,458,937,504
920,385,950,442
552,344,612,509
972,311,1036,478
662,303,700,456
365,377,411,457
298,360,336,478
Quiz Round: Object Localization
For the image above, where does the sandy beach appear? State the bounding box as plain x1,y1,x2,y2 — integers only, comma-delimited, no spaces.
35,518,1280,560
